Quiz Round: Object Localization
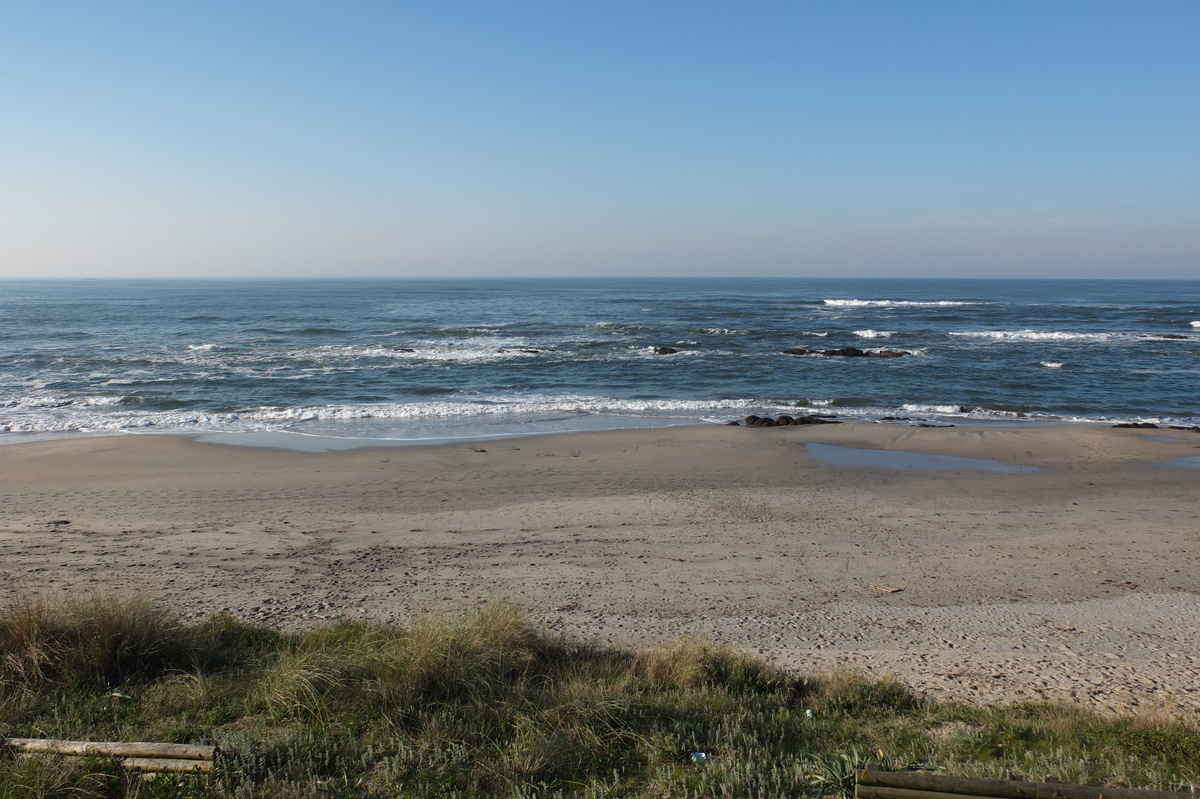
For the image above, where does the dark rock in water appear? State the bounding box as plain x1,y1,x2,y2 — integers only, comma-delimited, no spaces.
1167,425,1200,432
743,415,776,427
654,347,681,355
395,348,416,353
1112,422,1159,428
739,413,841,427
782,346,910,358
880,416,912,421
918,423,956,428
725,420,741,426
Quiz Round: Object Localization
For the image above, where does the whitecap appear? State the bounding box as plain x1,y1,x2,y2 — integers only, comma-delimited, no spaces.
1040,361,1065,369
589,321,649,332
853,330,894,339
951,330,1113,342
902,403,967,415
823,299,977,307
1192,320,1200,328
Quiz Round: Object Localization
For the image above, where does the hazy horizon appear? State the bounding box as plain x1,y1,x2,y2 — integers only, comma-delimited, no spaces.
2,2,1196,281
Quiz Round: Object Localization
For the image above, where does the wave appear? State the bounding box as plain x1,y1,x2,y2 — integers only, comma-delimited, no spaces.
901,403,967,415
1192,321,1200,328
1039,362,1066,369
589,322,650,333
950,330,1196,343
823,299,979,307
852,330,894,339
296,341,548,365
0,395,765,435
6,393,1200,437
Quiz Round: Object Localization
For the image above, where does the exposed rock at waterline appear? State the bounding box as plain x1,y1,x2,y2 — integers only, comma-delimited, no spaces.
782,346,910,358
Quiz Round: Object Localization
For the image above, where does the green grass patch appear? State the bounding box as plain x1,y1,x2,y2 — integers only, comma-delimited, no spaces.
1,595,1197,797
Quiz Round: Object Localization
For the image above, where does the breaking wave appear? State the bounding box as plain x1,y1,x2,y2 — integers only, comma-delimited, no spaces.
824,299,978,307
950,330,1194,343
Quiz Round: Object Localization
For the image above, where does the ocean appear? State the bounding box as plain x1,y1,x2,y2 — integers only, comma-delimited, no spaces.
2,277,1198,449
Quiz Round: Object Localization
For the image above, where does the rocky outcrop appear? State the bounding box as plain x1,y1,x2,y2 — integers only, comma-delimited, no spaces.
741,414,841,427
782,346,910,358
653,347,681,355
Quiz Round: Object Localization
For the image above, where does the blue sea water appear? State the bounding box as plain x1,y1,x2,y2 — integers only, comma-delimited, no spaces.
1,278,1198,446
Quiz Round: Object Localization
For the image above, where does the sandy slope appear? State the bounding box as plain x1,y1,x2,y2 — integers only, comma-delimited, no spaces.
2,423,1198,716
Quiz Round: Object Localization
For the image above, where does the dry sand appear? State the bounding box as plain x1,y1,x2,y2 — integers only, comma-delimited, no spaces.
2,423,1198,717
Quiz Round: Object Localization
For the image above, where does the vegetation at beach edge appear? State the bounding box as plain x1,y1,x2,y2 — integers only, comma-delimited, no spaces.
0,594,1197,798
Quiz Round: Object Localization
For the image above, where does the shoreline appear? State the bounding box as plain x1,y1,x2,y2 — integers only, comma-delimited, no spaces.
2,422,1198,716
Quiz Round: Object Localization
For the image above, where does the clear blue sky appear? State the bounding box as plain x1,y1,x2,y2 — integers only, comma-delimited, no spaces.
1,1,1196,279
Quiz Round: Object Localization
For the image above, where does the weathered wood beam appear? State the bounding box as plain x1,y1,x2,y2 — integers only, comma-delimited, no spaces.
858,768,1196,799
5,738,216,762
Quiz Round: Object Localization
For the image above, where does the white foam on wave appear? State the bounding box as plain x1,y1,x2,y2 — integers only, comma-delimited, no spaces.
1192,321,1200,328
1040,361,1065,369
809,398,835,407
902,403,967,415
187,343,217,351
853,330,894,339
953,330,1195,343
303,342,544,364
952,330,1112,342
824,299,977,307
0,395,767,435
267,397,758,421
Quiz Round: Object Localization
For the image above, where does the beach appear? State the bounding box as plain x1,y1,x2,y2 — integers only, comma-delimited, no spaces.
2,422,1198,717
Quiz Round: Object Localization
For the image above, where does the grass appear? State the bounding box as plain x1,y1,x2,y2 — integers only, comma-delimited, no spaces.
0,594,1197,798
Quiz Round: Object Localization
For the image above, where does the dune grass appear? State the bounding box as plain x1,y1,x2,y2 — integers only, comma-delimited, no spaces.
0,594,1197,798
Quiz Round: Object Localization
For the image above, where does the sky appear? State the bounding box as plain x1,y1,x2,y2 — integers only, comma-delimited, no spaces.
1,1,1197,280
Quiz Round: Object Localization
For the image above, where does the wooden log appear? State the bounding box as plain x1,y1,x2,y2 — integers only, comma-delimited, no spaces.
857,768,1196,799
120,757,213,773
5,738,216,761
857,784,1013,799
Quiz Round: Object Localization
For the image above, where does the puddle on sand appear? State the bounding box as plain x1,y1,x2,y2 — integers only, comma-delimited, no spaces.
1161,456,1200,470
1143,435,1197,444
805,442,1041,473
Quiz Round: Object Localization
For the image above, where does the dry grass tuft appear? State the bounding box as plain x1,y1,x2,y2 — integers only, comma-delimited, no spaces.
0,592,200,686
631,637,786,694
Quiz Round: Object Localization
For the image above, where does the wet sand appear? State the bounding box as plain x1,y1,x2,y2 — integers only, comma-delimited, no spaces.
1,423,1198,716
